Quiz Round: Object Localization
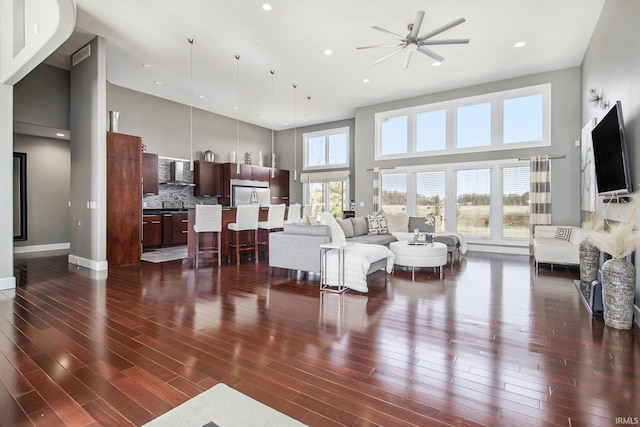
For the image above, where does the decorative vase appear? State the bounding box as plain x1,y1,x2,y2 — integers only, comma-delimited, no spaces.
244,152,251,165
600,257,635,330
579,239,600,298
204,150,214,162
258,150,263,167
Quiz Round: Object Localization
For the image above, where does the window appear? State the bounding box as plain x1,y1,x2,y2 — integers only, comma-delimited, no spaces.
503,166,530,238
375,83,550,159
416,171,445,232
304,127,349,169
380,173,407,213
416,109,446,152
380,116,408,156
301,170,350,219
456,169,491,237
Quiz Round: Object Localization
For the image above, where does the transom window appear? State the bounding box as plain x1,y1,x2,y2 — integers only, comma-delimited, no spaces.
304,127,349,169
375,83,551,159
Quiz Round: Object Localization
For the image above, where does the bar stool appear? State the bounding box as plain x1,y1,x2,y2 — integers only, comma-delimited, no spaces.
258,204,286,250
286,203,301,224
228,204,260,265
302,204,313,221
193,204,222,268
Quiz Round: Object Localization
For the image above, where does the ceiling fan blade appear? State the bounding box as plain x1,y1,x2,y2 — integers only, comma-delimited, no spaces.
417,17,466,42
403,51,412,69
408,11,425,40
372,47,404,65
419,38,470,46
357,43,404,50
372,26,406,42
417,46,445,62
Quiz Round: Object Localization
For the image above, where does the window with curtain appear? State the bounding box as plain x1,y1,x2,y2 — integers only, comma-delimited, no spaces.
380,173,407,213
416,171,446,231
456,169,491,237
503,166,530,238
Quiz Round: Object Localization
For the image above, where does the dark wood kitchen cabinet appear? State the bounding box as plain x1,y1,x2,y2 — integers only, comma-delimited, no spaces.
194,160,223,197
142,152,159,195
107,132,142,266
143,214,163,249
171,213,189,244
269,168,290,205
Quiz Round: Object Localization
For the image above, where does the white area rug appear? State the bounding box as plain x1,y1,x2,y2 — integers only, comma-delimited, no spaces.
143,383,306,427
141,246,188,263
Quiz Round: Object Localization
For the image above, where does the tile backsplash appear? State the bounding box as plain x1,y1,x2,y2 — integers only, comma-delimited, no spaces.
143,158,218,208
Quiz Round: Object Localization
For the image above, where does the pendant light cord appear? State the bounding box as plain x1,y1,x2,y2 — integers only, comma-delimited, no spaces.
188,38,194,170
270,70,275,178
293,84,297,181
235,55,241,174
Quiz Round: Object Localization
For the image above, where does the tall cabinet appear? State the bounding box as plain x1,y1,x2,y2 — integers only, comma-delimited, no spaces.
107,132,142,266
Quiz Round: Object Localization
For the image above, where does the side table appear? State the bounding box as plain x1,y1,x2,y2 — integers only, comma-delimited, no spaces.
320,243,353,293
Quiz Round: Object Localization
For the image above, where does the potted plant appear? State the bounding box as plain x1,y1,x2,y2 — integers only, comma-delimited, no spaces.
586,221,640,330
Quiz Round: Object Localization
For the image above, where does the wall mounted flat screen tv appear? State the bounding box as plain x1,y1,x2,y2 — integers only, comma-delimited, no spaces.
591,101,632,195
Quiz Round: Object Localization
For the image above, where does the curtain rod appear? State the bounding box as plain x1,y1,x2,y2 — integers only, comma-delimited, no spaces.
365,167,395,172
518,155,566,161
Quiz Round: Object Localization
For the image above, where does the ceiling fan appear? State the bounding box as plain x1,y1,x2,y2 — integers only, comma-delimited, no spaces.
357,11,469,69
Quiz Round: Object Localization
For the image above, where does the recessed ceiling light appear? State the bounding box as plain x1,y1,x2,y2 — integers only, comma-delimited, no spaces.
199,95,205,99
154,81,163,85
143,63,152,68
262,4,272,11
56,133,65,137
514,41,526,48
363,78,370,83
432,61,442,67
324,49,333,56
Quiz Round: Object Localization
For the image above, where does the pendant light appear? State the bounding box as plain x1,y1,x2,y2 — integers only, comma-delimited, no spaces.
270,70,276,178
188,38,194,171
292,83,298,181
235,54,241,174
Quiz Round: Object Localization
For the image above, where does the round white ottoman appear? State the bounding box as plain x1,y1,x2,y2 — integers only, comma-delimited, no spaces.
389,241,447,280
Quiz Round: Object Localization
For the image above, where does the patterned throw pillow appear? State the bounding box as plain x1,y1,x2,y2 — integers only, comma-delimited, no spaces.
554,226,572,242
367,214,388,235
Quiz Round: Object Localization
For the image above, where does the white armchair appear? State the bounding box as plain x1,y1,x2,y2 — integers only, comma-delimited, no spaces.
533,225,585,270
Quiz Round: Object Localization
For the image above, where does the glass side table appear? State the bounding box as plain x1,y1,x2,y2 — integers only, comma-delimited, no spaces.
320,243,353,293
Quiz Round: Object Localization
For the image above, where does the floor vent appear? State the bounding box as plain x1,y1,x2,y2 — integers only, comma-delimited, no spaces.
72,44,91,66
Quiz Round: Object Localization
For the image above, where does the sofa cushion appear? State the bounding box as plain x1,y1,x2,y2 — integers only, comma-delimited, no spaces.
554,226,572,242
352,217,369,236
408,216,428,232
320,212,346,244
386,212,409,233
337,218,355,238
283,223,330,237
367,214,388,235
349,234,397,246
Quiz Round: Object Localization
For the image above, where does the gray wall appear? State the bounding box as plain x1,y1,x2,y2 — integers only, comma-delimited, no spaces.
107,84,273,164
581,0,640,325
13,63,71,250
13,134,70,247
354,67,583,225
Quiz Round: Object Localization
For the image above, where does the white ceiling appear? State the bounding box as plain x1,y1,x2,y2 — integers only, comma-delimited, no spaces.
48,0,605,131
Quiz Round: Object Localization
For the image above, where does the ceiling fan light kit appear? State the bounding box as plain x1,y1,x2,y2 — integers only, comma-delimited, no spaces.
357,10,469,69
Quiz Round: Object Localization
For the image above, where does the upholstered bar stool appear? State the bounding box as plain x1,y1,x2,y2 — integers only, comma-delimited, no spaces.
193,204,222,268
228,204,260,265
258,204,286,251
286,203,301,224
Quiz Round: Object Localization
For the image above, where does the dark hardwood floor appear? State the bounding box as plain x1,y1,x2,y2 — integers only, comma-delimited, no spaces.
2,251,639,426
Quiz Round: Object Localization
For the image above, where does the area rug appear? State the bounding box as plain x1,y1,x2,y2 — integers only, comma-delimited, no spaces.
141,246,188,263
143,383,306,426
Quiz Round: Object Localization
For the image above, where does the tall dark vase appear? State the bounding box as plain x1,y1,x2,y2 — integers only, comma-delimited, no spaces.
601,257,636,330
579,239,600,298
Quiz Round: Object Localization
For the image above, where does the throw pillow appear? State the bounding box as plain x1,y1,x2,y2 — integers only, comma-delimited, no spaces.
554,226,572,242
337,218,355,238
320,212,346,244
367,214,388,235
408,216,428,233
305,215,318,226
351,217,369,236
386,212,409,233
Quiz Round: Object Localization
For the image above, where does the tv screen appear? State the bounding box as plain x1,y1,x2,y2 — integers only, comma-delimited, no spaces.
591,101,632,195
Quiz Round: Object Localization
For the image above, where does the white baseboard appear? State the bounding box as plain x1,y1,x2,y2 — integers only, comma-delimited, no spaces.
467,243,530,255
67,254,108,272
14,242,70,254
0,276,16,290
634,304,640,328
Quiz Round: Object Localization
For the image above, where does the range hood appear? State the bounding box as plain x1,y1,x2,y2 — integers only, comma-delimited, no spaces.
161,161,195,186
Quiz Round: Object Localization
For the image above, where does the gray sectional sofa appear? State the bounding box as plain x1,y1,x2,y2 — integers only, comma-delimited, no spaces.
337,216,397,246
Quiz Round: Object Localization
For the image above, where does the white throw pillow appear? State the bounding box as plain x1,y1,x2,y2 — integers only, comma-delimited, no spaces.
386,212,409,233
320,212,346,244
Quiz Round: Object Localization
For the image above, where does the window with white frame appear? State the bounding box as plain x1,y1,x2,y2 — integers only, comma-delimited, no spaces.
301,170,350,219
456,169,491,237
380,173,407,213
503,166,530,239
416,171,446,232
304,127,349,169
375,83,551,159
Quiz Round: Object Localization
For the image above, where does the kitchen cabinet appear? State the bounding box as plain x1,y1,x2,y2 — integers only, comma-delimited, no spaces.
194,160,223,197
251,165,269,182
171,213,189,244
269,168,290,205
227,163,252,180
143,214,163,249
142,152,159,195
107,132,142,266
